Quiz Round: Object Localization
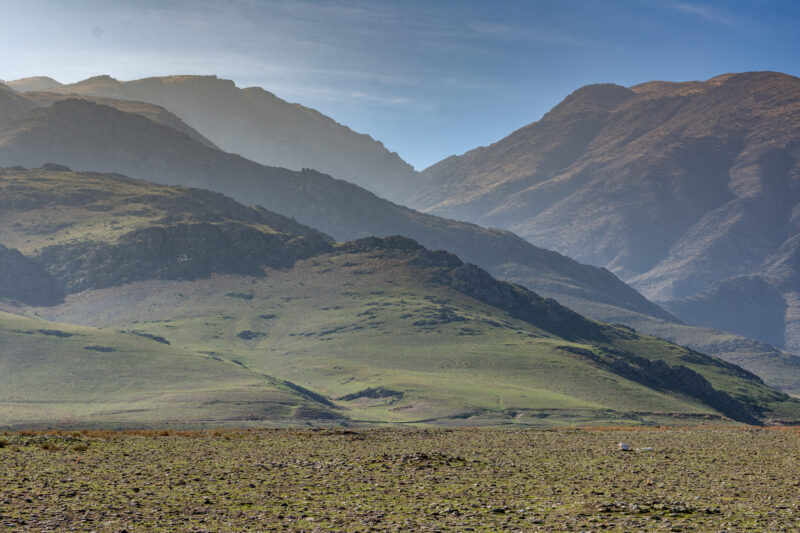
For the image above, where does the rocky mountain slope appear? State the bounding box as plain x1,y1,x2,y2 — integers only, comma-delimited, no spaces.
2,168,798,426
0,167,330,294
19,74,421,201
0,98,669,321
418,72,800,352
2,99,797,390
0,244,64,306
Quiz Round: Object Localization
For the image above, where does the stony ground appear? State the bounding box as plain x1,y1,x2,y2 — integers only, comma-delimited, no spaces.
1,427,799,531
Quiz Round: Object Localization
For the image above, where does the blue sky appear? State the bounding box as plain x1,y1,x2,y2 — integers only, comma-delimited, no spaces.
2,0,799,169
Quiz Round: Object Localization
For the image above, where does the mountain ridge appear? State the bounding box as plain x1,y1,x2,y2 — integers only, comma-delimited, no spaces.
2,86,798,392
417,71,800,352
0,98,671,322
0,86,800,390
29,73,421,201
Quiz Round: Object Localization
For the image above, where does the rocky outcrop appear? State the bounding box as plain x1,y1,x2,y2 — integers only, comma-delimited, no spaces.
559,345,770,425
436,262,605,342
0,244,64,305
37,223,331,293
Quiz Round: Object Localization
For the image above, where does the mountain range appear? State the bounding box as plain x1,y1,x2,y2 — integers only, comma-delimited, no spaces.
2,72,800,426
3,77,800,395
1,166,796,427
416,72,800,354
8,74,419,201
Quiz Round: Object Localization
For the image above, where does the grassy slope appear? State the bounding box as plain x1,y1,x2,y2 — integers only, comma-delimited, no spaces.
549,292,800,395
0,168,323,257
0,311,338,428
2,168,798,426
33,247,800,426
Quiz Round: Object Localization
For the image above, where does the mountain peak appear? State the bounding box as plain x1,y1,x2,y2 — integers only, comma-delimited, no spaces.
554,83,635,113
708,70,799,84
45,72,420,200
82,74,121,84
5,76,63,92
135,75,238,89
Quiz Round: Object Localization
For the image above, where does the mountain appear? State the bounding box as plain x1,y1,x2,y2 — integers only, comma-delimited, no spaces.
417,72,800,352
26,91,218,148
0,98,668,320
0,83,37,118
0,86,217,148
26,74,421,201
2,167,798,427
0,166,331,291
2,98,798,393
5,76,62,92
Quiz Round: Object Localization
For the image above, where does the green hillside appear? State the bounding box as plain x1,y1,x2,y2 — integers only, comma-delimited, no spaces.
2,168,799,426
0,311,340,428
30,240,800,426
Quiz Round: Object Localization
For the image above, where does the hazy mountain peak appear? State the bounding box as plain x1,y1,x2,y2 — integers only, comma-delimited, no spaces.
81,74,122,84
5,76,63,92
131,74,238,90
47,72,421,201
241,85,279,98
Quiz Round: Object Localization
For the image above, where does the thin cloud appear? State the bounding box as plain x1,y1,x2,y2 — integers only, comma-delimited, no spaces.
664,2,735,25
264,83,422,110
466,21,591,47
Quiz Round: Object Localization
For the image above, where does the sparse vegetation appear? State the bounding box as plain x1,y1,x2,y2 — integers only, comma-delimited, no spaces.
1,427,800,531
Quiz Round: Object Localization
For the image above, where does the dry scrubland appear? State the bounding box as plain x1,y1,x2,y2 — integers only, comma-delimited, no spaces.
1,427,799,531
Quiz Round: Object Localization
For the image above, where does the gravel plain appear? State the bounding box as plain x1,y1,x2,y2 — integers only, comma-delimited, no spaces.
1,427,799,531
